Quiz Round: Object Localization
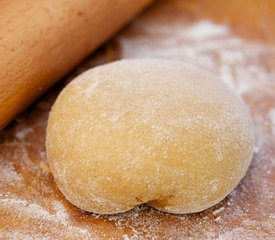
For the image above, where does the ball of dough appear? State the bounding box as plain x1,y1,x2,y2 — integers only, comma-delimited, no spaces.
46,59,254,214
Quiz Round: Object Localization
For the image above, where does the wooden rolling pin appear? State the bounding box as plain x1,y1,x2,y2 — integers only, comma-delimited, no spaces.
0,0,153,130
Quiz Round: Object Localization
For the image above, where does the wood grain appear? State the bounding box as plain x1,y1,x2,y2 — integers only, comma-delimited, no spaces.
0,0,274,239
0,0,153,130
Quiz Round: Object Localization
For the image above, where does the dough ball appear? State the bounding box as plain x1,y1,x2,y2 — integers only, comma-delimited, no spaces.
46,59,254,214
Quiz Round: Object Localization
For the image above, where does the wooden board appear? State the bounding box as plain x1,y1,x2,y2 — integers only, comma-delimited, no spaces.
1,0,275,239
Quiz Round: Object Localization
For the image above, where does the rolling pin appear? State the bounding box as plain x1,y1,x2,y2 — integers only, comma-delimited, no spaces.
0,0,153,130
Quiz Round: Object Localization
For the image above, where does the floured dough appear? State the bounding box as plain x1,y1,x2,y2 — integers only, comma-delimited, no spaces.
46,59,254,214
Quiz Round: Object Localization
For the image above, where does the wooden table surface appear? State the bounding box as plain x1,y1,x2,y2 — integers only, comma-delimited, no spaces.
1,0,275,239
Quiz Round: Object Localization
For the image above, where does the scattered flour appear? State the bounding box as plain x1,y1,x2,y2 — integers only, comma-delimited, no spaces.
212,207,225,215
0,196,93,239
15,126,34,141
268,109,275,136
181,21,229,40
0,10,274,240
119,20,275,99
0,161,22,183
0,196,74,227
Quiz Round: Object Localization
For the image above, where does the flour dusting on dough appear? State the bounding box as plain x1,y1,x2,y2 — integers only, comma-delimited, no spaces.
0,12,274,240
